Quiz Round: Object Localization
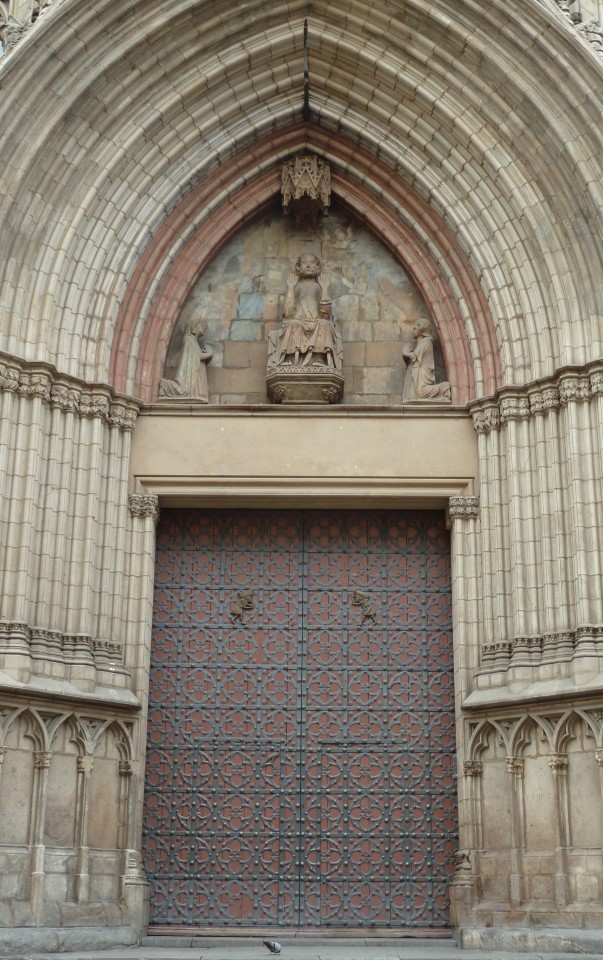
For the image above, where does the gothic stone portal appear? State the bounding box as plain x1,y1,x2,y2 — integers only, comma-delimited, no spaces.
143,509,457,929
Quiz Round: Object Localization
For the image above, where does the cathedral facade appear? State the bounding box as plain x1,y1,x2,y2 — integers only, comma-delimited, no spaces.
0,0,602,953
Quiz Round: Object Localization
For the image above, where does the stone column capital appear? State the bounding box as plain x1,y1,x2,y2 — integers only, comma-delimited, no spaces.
464,759,483,777
128,493,160,522
548,754,568,772
448,496,479,521
77,756,95,775
506,756,524,776
33,751,52,769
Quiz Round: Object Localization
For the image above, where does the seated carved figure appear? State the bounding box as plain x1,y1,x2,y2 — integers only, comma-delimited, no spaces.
269,253,343,370
402,319,451,401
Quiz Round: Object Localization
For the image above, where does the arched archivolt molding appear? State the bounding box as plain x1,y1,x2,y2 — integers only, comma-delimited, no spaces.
112,123,495,403
0,0,601,390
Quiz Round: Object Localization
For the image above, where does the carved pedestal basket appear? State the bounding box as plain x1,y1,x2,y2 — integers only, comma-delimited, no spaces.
267,365,344,404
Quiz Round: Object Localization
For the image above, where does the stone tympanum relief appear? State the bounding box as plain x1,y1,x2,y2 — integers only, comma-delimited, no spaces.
160,205,448,405
402,319,451,401
266,253,344,404
158,320,213,401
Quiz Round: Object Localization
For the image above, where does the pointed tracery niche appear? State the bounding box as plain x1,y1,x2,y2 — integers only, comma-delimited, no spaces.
158,202,450,407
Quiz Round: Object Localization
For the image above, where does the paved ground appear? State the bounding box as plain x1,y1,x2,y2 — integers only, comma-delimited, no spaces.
13,937,603,960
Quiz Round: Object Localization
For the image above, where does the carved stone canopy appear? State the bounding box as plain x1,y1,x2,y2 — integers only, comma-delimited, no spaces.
281,155,331,227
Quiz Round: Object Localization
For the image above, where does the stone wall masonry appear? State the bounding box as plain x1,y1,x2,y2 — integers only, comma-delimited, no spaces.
0,703,146,938
0,353,141,701
452,704,603,932
466,360,603,702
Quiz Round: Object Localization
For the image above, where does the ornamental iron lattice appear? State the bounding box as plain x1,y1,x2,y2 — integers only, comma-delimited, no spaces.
143,509,457,929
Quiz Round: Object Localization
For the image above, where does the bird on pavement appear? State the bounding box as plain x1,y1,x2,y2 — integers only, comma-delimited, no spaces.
263,941,282,954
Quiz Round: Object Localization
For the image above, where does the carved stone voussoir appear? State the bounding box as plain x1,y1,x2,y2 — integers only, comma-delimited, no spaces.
129,493,160,522
448,496,479,521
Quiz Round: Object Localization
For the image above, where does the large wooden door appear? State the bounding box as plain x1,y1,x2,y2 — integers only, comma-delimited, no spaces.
143,509,457,930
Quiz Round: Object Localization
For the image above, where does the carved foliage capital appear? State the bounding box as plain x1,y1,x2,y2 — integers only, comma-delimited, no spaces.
548,754,568,772
0,353,139,430
33,751,52,769
590,371,603,396
506,756,524,776
469,361,603,429
559,376,591,405
471,406,500,434
77,755,95,775
529,386,560,414
448,496,479,522
499,394,531,423
0,365,20,393
129,494,160,523
17,372,52,401
463,760,483,777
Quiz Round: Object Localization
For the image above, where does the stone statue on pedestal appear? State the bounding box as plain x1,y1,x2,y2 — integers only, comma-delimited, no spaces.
267,254,343,404
402,319,451,401
158,320,213,402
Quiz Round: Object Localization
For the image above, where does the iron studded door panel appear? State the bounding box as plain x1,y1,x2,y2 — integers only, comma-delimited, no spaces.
144,509,457,929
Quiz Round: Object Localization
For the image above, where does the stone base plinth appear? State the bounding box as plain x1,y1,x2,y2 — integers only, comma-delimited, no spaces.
266,365,344,404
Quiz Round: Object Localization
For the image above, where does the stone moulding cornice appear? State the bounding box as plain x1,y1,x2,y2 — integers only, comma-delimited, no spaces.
0,352,140,430
469,359,603,433
480,624,603,668
0,618,123,664
448,496,480,521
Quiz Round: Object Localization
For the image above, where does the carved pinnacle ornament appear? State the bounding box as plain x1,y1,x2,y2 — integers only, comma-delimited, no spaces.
281,155,331,227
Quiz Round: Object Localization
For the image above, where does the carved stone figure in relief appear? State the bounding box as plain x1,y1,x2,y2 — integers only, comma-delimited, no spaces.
268,254,343,371
402,318,451,401
158,320,213,401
